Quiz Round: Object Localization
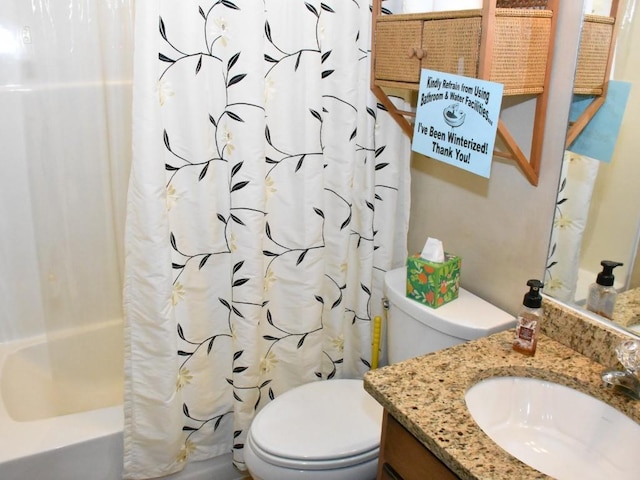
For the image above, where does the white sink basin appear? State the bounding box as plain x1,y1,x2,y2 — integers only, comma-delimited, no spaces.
465,376,640,480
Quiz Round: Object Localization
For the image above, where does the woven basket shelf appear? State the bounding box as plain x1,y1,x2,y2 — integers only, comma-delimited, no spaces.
566,2,621,148
370,0,563,186
574,14,616,95
373,8,553,97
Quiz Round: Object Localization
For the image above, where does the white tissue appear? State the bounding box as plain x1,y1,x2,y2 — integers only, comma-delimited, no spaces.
420,237,445,263
583,0,611,15
402,0,434,13
432,0,483,11
583,0,594,13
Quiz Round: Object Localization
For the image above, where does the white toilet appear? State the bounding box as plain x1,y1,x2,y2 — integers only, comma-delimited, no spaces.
244,267,514,480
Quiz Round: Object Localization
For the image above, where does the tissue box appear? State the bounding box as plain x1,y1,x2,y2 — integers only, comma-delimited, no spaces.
406,253,461,308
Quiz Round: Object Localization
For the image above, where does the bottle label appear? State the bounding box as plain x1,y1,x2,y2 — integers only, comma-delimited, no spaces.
518,325,534,342
513,312,539,355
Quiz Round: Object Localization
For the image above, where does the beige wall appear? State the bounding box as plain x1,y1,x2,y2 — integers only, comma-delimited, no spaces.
406,3,586,315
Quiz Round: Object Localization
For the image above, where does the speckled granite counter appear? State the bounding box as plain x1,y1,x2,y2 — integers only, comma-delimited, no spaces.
613,287,640,328
363,299,640,480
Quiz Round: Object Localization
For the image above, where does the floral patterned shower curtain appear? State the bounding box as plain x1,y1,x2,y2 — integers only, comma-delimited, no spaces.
544,151,599,302
123,0,410,478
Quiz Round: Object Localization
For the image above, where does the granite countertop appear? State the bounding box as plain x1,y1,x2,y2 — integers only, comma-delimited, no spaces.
613,287,640,328
363,328,640,480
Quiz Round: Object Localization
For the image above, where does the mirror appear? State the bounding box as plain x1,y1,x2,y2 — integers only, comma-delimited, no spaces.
544,0,640,335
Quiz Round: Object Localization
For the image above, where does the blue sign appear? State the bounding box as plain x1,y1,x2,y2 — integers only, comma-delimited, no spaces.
568,81,631,163
412,69,503,178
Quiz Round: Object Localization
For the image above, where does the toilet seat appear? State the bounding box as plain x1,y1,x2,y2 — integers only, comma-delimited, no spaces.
248,379,382,470
247,431,379,470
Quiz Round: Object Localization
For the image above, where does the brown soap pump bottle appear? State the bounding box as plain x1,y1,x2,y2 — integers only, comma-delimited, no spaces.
512,279,544,356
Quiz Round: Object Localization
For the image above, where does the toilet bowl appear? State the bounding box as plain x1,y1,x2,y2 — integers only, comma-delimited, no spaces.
245,266,515,480
244,379,382,480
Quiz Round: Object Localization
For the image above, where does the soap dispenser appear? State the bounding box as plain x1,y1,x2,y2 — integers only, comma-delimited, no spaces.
513,279,544,356
586,260,623,320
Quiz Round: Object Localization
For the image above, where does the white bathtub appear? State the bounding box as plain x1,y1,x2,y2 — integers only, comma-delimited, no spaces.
0,320,246,480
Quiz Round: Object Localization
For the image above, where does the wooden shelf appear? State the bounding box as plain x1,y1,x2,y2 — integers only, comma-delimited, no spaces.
566,0,620,148
370,0,561,186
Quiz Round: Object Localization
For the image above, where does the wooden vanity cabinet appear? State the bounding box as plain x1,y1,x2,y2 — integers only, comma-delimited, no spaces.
376,410,459,480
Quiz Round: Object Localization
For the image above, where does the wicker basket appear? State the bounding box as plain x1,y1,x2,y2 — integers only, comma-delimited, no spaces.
374,8,553,95
490,9,552,94
421,17,482,80
496,0,548,8
574,14,615,95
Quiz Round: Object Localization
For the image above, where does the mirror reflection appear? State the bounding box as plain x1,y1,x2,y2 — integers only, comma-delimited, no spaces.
544,0,640,335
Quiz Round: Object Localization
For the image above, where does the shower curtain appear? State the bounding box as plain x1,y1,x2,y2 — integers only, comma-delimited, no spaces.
0,0,133,341
544,151,599,302
124,1,410,478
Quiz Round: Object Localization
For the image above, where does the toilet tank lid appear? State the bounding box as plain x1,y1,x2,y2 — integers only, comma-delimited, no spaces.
249,379,382,462
384,267,515,340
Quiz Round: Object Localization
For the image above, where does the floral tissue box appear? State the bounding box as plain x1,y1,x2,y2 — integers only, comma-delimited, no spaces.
406,253,461,309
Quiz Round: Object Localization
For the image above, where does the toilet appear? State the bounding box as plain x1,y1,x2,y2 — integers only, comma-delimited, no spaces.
244,266,514,480
244,379,382,480
384,267,515,364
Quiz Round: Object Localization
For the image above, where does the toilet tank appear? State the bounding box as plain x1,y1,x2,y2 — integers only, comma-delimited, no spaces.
384,267,515,364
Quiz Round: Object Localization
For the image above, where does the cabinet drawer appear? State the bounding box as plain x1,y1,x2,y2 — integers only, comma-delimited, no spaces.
378,412,459,480
374,17,482,88
374,20,423,84
421,17,481,78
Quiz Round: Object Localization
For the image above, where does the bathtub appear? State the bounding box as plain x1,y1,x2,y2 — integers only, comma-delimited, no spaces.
0,320,246,480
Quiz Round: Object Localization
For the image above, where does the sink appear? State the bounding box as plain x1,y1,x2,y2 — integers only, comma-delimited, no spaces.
465,376,640,480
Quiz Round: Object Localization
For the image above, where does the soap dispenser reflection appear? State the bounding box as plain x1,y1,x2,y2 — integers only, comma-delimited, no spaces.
586,260,623,320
